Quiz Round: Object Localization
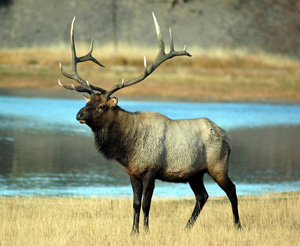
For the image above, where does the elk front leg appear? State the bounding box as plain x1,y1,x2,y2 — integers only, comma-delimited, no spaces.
142,172,156,232
186,172,208,228
130,177,143,234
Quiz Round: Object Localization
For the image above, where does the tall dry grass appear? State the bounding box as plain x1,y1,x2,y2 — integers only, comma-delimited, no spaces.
0,192,299,246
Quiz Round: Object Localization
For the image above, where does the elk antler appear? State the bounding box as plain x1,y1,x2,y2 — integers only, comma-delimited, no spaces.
58,17,107,95
58,13,192,98
102,12,192,98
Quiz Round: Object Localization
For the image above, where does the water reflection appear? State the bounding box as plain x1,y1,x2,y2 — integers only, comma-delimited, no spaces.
229,126,300,183
0,96,300,197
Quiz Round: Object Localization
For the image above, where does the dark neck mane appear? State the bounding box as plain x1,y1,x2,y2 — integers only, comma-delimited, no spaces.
93,107,138,165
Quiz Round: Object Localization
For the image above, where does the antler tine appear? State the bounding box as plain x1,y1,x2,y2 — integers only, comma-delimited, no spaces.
152,12,165,55
169,28,174,52
144,56,147,72
59,16,107,95
58,79,95,95
103,13,192,98
77,38,106,68
70,16,76,71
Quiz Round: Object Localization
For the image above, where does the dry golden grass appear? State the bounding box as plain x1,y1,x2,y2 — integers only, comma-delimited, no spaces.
0,192,299,246
0,45,300,102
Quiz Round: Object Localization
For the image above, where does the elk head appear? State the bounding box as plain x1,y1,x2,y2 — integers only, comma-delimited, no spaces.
58,13,191,128
75,94,118,130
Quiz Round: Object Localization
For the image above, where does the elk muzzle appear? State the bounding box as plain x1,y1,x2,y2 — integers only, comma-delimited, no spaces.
76,109,87,124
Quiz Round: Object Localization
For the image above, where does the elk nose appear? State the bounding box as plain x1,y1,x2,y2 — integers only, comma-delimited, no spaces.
76,112,83,120
76,110,86,124
76,109,86,123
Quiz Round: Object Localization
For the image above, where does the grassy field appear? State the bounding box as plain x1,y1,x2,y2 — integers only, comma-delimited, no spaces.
0,45,299,102
0,192,299,246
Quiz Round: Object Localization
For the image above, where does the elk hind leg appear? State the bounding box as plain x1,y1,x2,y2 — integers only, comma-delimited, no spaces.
186,172,209,229
212,173,242,229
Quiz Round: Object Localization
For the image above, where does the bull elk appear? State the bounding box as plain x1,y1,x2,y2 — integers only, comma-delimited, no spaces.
58,13,241,233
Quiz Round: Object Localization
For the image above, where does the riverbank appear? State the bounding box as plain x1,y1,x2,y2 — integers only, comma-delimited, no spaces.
0,192,299,246
1,47,299,103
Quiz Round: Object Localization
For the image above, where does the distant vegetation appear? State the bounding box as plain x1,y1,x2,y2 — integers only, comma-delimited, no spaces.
0,0,299,57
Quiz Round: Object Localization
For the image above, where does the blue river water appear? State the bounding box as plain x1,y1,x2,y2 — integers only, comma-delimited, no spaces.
0,96,300,198
0,96,300,134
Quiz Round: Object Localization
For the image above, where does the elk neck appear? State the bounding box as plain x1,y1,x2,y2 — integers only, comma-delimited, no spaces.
93,106,140,165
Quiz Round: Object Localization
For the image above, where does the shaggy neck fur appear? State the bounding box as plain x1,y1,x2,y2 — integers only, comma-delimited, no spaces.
93,107,139,166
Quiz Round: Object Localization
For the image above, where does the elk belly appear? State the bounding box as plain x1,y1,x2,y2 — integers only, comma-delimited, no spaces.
156,168,201,183
158,143,207,182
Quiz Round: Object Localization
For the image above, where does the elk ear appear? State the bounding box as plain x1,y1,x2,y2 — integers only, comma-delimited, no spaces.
108,97,118,109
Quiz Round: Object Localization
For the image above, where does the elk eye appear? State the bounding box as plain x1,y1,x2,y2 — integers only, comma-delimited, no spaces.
99,104,106,110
